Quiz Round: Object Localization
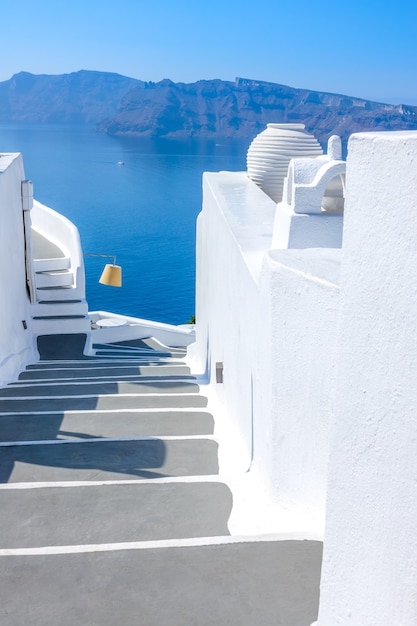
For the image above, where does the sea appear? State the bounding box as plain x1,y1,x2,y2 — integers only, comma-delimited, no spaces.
0,124,249,325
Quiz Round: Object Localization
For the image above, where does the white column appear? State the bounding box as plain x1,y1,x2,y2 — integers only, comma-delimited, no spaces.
316,131,417,625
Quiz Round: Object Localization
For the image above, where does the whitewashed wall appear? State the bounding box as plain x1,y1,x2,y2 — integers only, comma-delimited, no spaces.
316,131,417,626
0,153,37,385
256,248,339,531
189,171,340,534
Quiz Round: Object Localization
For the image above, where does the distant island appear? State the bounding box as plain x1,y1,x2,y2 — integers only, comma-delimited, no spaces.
1,70,417,144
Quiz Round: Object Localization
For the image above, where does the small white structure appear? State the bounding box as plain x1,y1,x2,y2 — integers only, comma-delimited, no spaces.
272,134,345,249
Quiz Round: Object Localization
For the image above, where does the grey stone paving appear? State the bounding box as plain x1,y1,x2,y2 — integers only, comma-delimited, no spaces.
27,358,186,368
109,337,188,354
95,348,176,357
0,438,219,483
0,482,232,547
0,410,214,440
0,380,200,397
12,374,195,386
18,364,193,379
37,333,88,360
0,334,322,625
0,393,208,413
0,541,322,626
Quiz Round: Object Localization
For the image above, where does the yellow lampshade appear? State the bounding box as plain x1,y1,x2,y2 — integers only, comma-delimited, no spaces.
99,264,122,287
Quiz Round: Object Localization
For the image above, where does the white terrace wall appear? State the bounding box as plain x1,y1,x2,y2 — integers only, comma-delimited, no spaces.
0,153,36,385
189,171,340,534
316,131,417,625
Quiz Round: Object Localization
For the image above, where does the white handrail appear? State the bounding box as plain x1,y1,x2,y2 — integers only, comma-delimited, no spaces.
30,200,85,299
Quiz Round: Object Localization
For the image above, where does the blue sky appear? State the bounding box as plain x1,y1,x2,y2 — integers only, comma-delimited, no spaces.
1,0,417,104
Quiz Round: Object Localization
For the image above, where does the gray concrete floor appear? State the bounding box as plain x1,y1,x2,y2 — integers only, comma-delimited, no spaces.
0,438,219,483
18,364,193,379
0,380,200,397
0,541,322,626
0,335,322,625
0,393,208,413
0,410,214,440
0,482,232,547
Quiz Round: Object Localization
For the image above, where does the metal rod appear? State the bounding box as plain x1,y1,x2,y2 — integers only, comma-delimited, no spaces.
84,253,117,265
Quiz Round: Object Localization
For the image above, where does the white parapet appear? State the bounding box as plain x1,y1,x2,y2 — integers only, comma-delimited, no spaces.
272,136,345,250
315,131,417,625
190,171,340,535
0,153,37,385
86,311,195,350
30,199,86,301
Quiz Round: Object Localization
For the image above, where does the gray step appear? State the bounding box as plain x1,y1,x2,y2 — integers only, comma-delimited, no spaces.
113,337,187,354
0,410,214,440
0,540,322,626
93,342,187,357
35,286,82,302
35,270,74,288
0,394,207,413
0,481,232,548
18,364,192,380
31,317,92,334
39,300,84,304
31,301,88,317
33,256,71,272
0,438,218,483
93,346,182,357
29,358,186,369
32,315,87,320
92,349,181,359
37,334,88,360
1,380,200,397
12,375,194,386
12,372,194,385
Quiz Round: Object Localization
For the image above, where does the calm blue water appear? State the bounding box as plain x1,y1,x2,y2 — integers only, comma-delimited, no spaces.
0,124,248,324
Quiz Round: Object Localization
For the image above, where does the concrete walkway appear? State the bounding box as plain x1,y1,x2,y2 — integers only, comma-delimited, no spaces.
0,334,322,625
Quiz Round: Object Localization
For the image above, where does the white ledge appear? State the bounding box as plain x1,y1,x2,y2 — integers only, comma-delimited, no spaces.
203,171,276,282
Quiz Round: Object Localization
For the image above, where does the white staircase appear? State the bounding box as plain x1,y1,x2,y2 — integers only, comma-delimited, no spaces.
0,334,322,625
29,226,90,335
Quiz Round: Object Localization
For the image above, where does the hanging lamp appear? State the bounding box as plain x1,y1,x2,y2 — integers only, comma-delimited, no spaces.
85,254,122,287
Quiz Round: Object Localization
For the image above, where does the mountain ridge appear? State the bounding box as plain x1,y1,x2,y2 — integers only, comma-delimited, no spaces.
0,70,142,124
1,71,416,143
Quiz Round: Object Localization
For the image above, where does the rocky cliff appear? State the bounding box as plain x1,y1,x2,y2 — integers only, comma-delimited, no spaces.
98,77,417,143
1,71,416,143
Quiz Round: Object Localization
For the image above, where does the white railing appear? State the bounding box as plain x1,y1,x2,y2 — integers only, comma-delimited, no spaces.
30,199,86,299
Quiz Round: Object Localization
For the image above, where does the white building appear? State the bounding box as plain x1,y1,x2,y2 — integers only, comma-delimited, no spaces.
1,129,416,624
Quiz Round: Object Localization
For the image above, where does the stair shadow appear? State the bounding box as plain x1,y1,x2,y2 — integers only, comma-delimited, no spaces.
0,380,199,397
0,438,168,483
0,334,204,482
0,414,66,442
37,333,90,360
